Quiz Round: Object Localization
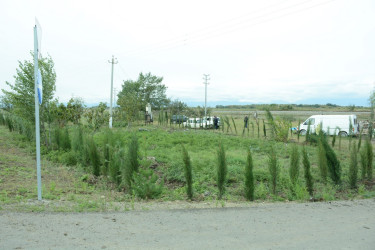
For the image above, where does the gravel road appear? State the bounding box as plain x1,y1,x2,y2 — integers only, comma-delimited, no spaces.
1,199,374,250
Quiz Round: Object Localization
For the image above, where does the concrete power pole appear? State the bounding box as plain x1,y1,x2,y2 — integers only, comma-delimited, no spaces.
108,55,118,128
203,74,210,118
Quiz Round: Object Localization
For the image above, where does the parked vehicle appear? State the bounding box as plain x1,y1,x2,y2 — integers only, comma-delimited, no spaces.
183,116,220,129
171,115,188,124
183,117,202,128
298,115,359,136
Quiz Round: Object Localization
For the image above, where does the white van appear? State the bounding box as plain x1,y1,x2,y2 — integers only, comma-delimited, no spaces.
298,115,359,136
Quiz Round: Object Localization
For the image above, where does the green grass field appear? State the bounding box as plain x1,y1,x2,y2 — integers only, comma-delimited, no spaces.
1,110,375,212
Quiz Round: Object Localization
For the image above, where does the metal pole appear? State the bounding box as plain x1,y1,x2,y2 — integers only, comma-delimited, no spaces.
108,55,118,128
203,74,210,119
34,26,42,200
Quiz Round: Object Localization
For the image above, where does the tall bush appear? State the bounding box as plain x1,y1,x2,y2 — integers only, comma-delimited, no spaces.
87,136,101,176
182,145,193,200
364,139,373,180
268,146,279,195
302,147,314,197
245,148,255,201
317,136,328,183
289,144,300,186
319,133,341,184
216,143,227,199
123,134,139,191
349,144,358,189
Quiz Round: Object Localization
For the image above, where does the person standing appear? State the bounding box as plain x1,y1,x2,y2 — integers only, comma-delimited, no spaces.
244,115,249,128
213,116,219,129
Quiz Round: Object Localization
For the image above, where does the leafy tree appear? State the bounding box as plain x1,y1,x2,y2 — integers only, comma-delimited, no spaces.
84,102,109,131
169,99,187,115
117,72,169,122
1,53,56,125
66,97,84,124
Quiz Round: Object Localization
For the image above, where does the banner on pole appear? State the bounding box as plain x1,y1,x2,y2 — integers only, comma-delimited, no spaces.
37,69,42,104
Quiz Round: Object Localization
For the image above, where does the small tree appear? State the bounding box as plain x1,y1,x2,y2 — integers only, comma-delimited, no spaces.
123,134,139,191
217,143,227,199
364,139,373,180
317,135,328,183
182,145,193,200
302,147,314,197
268,146,279,195
289,144,300,186
245,148,255,201
349,144,358,189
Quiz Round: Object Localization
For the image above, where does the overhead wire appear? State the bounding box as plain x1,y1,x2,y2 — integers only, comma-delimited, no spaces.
120,0,335,58
120,0,293,56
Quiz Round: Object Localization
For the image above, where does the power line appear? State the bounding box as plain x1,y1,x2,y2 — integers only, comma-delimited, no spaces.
121,0,335,58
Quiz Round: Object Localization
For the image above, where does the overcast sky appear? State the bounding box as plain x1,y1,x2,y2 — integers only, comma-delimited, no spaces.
1,0,374,107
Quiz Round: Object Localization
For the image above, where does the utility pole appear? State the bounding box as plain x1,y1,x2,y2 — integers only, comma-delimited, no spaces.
203,74,210,118
108,55,118,128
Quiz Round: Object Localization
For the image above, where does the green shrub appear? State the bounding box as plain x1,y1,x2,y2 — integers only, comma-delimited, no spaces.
349,144,358,189
182,145,193,200
360,148,367,180
122,134,139,191
319,133,341,184
71,125,84,153
317,136,328,183
132,168,164,199
289,144,300,185
364,139,373,180
268,146,279,195
245,148,255,201
60,151,78,166
87,136,101,176
110,146,124,186
302,147,314,197
216,143,227,199
60,127,71,151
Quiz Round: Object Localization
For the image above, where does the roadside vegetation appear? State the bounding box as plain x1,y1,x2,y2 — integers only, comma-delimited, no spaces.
0,54,375,212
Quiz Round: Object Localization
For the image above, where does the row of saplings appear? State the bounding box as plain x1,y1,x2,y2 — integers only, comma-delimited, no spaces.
0,112,373,200
183,132,373,201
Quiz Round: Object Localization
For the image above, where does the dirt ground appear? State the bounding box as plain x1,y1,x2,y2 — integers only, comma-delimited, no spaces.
1,198,374,250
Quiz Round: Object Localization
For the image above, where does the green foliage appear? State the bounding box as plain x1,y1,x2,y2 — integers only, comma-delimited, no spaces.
71,125,84,153
319,133,341,184
182,145,193,200
364,139,373,180
1,53,56,125
132,168,164,199
84,102,109,131
265,110,290,142
317,137,328,183
231,117,237,134
111,146,125,186
263,119,266,137
87,136,101,176
117,72,169,123
289,144,300,185
349,144,358,189
66,97,85,125
302,147,314,197
122,134,139,191
268,146,279,195
216,143,227,199
360,148,367,180
245,148,255,201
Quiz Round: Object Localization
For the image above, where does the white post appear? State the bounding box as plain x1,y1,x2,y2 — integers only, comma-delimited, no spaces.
34,25,42,201
109,55,118,128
